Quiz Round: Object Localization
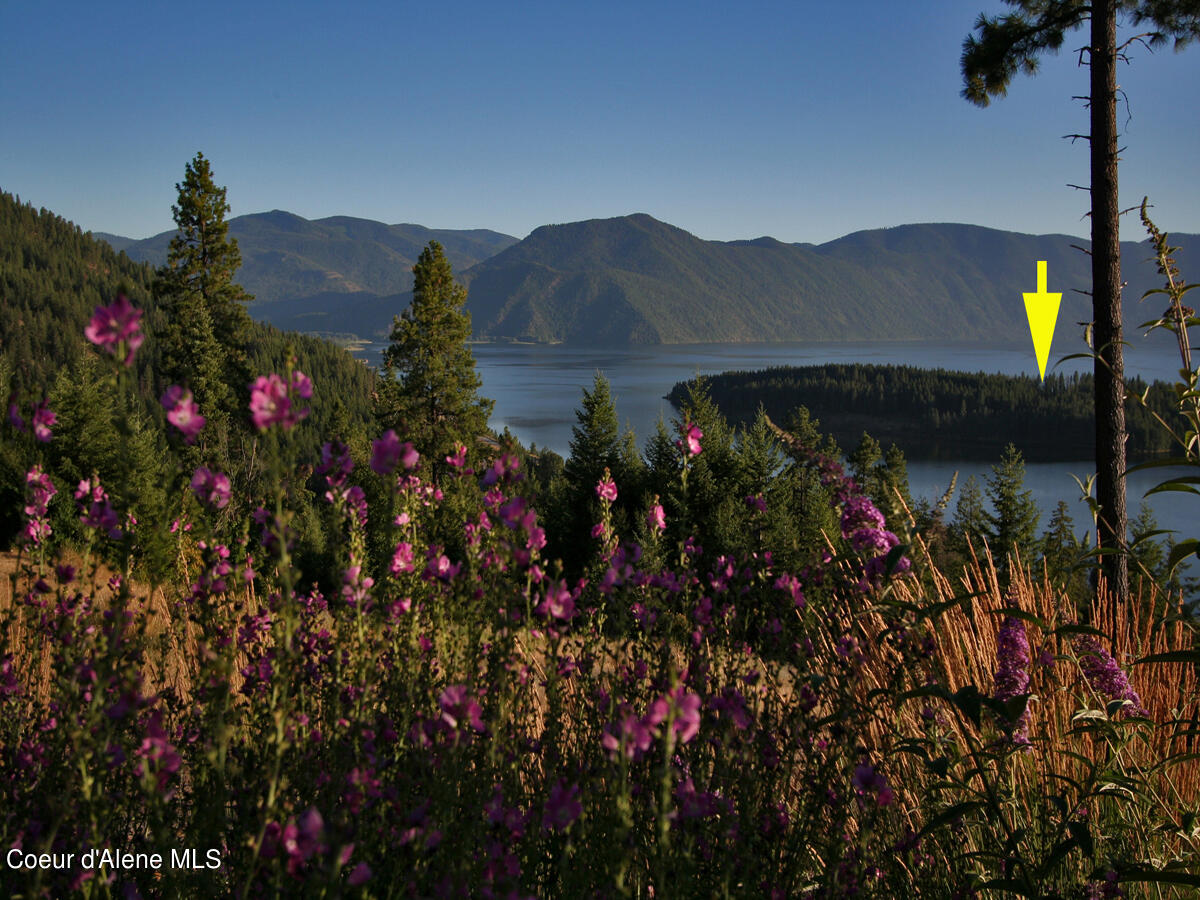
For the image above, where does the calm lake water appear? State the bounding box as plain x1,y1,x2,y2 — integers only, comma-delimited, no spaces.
354,337,1195,546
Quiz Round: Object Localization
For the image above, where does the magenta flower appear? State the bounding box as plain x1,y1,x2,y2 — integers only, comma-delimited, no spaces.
536,580,577,621
135,711,182,796
390,542,415,575
993,615,1032,747
371,430,419,475
318,441,354,489
84,295,144,366
647,500,666,532
851,761,895,807
161,386,205,443
190,466,231,509
543,780,582,831
7,399,24,431
1073,634,1148,718
249,371,310,431
30,401,56,443
595,475,618,503
840,496,887,537
75,477,122,539
445,444,468,468
671,689,702,744
439,684,485,732
676,421,703,456
291,369,313,399
774,572,806,608
22,465,57,546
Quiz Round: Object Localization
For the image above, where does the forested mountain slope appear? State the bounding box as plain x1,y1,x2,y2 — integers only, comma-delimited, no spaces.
461,214,1198,344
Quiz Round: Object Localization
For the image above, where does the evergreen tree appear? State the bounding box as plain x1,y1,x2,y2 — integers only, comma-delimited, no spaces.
986,443,1041,565
556,374,624,572
953,475,989,555
1128,501,1167,582
379,241,492,472
1042,500,1080,574
961,1,1200,603
565,374,622,494
849,432,883,494
881,443,915,528
155,152,253,419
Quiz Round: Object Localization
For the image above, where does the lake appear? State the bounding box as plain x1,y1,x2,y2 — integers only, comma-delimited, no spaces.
353,337,1196,547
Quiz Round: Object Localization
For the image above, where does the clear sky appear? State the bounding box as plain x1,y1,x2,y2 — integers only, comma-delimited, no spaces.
2,0,1197,244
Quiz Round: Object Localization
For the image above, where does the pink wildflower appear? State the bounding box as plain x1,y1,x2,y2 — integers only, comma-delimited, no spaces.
190,466,232,509
543,780,582,831
30,401,55,443
439,684,485,732
647,499,666,532
291,369,313,399
161,386,205,443
596,474,618,503
676,421,703,456
84,295,144,365
390,542,415,575
249,371,310,431
371,430,419,475
671,689,702,744
75,477,122,539
22,465,57,546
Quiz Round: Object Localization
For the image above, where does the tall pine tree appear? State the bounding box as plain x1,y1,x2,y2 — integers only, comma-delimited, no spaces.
155,152,254,421
379,241,492,473
961,1,1200,603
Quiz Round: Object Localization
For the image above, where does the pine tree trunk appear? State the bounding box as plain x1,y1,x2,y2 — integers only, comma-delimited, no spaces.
1091,0,1128,604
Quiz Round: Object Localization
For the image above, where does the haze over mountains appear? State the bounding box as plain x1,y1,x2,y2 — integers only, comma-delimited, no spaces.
99,211,1198,346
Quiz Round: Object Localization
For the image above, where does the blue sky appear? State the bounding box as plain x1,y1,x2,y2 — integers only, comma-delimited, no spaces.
2,0,1197,244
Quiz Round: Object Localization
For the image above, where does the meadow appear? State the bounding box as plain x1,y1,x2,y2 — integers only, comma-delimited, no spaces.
3,297,1199,899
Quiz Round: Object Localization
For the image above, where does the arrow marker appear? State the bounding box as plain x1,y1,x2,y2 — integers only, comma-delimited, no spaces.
1023,260,1062,382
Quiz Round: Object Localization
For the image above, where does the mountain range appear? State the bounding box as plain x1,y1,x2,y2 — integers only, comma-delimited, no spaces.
98,211,1198,346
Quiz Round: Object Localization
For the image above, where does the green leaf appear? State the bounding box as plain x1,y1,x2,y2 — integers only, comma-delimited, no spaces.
1119,867,1200,887
917,801,986,840
992,607,1049,629
1135,649,1200,666
1055,623,1109,639
950,685,983,729
1167,540,1200,573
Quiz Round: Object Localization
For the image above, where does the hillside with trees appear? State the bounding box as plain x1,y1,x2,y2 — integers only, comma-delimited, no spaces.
668,363,1182,462
0,185,377,562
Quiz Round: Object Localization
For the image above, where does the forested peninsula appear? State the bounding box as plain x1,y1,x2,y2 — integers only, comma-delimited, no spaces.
667,363,1181,462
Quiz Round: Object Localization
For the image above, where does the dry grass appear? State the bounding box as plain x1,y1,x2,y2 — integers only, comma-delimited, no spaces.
874,540,1200,875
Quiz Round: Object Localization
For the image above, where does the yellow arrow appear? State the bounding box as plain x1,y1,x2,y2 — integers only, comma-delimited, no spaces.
1023,260,1062,382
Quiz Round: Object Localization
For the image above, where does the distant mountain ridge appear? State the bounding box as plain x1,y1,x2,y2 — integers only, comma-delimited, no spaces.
98,211,1198,346
98,210,519,316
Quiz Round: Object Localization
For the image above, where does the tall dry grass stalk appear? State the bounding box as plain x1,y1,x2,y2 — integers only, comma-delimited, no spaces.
878,540,1200,875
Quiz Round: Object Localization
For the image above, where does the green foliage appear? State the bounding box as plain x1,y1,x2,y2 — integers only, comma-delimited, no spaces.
378,241,493,472
0,190,158,395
